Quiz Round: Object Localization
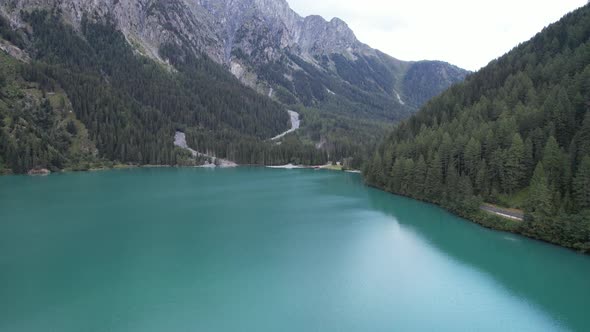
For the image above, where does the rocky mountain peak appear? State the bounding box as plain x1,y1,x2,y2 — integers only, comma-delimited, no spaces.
299,15,359,56
196,0,362,60
0,0,469,113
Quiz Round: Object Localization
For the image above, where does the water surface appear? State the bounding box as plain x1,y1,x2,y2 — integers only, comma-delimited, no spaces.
0,168,588,331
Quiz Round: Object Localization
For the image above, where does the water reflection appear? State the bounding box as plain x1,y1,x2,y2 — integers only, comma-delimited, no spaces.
364,182,590,332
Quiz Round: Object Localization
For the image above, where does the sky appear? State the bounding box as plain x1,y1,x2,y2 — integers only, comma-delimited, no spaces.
286,0,587,71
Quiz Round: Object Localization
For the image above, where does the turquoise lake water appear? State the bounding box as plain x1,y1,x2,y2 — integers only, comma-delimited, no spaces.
0,168,589,331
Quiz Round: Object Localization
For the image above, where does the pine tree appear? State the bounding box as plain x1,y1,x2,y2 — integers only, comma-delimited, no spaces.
383,147,394,177
390,158,404,193
459,175,478,212
489,149,505,193
523,137,535,179
573,156,590,211
414,155,427,198
475,161,489,196
372,152,384,185
464,137,481,179
402,158,415,195
503,133,525,193
554,87,575,146
526,163,552,217
439,133,453,172
542,136,564,189
575,113,590,162
445,164,460,204
425,153,443,202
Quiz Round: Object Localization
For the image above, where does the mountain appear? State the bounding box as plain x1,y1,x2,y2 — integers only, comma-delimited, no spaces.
195,0,469,117
0,9,324,173
0,0,467,173
364,4,590,252
2,0,468,118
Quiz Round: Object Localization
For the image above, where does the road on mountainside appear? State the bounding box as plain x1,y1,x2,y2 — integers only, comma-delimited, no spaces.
480,204,524,221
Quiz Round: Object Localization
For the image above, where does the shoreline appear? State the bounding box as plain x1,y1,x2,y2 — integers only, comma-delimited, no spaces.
266,163,361,173
365,183,589,255
7,162,361,177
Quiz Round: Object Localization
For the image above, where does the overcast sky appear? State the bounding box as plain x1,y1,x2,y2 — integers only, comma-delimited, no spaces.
286,0,587,71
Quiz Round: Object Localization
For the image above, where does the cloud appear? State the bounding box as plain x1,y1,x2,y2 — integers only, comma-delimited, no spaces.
286,0,587,70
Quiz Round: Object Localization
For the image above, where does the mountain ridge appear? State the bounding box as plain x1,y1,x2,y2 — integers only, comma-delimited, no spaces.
1,0,469,114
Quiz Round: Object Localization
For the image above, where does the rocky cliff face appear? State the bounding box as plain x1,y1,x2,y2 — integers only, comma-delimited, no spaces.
1,0,224,61
192,0,469,112
196,0,363,59
0,0,469,115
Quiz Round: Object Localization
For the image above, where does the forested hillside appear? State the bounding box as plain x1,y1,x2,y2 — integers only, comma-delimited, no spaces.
0,10,332,173
0,0,470,173
365,5,590,252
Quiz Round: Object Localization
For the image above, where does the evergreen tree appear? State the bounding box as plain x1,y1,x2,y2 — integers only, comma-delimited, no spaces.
542,136,563,189
475,161,489,197
573,156,590,211
414,155,427,198
503,133,525,193
445,164,460,204
526,163,552,218
575,113,590,162
425,153,443,202
370,152,384,185
390,158,404,193
523,137,535,178
464,137,481,179
402,158,415,195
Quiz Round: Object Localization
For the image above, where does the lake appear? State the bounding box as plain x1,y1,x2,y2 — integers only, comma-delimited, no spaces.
0,168,589,331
